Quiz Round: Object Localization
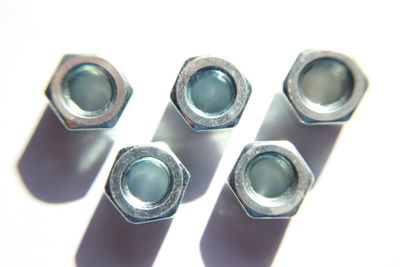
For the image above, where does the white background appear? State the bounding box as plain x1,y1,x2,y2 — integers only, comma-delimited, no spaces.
1,1,399,266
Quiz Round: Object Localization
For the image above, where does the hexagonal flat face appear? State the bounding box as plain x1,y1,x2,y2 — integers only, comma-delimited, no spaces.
284,50,368,124
171,56,252,131
46,54,133,130
228,141,314,219
105,143,190,224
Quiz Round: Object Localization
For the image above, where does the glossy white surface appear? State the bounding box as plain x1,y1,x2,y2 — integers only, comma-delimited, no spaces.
1,1,399,267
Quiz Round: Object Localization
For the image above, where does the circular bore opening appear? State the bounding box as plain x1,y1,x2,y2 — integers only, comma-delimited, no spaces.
124,157,172,204
298,58,353,112
187,67,236,116
246,153,296,199
62,64,116,116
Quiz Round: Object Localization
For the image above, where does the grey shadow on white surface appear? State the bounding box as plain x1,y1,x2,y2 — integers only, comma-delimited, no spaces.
152,103,232,203
18,107,113,203
200,185,289,267
255,93,342,182
76,196,172,267
201,93,342,267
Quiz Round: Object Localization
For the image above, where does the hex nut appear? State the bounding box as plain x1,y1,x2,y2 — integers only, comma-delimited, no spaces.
284,50,368,124
105,143,190,224
228,141,314,219
46,54,133,130
171,56,252,130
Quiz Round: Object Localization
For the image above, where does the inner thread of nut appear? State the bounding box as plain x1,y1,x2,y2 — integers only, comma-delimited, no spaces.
246,153,296,199
62,63,116,116
123,157,172,205
298,57,353,112
187,67,236,116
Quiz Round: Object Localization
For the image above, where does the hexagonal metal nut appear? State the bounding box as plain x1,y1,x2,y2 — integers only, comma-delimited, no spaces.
105,143,190,224
228,141,314,219
171,56,252,131
46,54,133,130
284,50,368,124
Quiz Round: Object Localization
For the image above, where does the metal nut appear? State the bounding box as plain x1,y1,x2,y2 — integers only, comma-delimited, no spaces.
284,50,368,124
171,56,252,130
105,143,190,224
228,141,314,218
46,54,133,130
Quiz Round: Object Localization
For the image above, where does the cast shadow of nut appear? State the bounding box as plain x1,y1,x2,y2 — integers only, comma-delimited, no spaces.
200,186,289,267
200,93,342,267
255,93,342,182
18,107,114,203
152,103,232,203
76,196,172,267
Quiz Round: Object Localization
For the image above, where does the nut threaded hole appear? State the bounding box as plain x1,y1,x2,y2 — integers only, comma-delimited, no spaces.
187,67,236,116
62,63,116,117
298,57,353,112
246,153,296,199
123,157,172,205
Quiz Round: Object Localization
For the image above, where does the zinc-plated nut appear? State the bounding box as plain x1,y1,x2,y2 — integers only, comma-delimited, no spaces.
171,56,252,130
105,143,190,224
228,141,314,219
284,50,368,124
46,54,133,130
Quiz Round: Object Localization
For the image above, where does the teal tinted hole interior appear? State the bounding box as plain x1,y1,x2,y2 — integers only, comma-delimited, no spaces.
125,157,171,203
299,58,353,110
246,153,296,198
187,68,236,115
62,64,116,113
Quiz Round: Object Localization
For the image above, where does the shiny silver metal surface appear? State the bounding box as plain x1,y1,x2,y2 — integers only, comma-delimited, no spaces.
46,54,133,130
284,50,368,124
228,141,314,218
105,143,190,224
171,56,252,130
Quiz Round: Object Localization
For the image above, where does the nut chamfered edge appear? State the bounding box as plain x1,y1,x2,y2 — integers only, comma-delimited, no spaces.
171,56,252,131
46,54,133,130
105,143,190,224
228,141,314,219
283,50,368,124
